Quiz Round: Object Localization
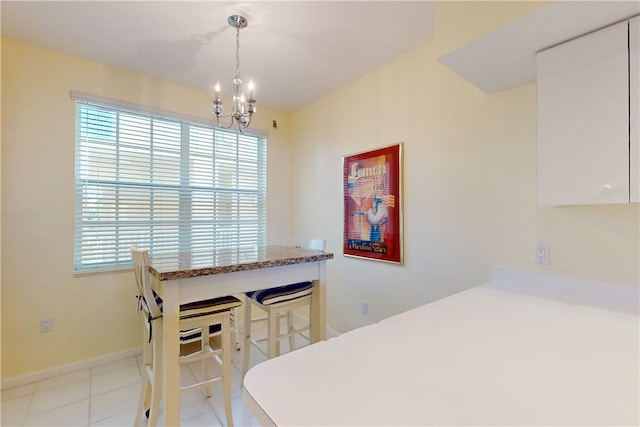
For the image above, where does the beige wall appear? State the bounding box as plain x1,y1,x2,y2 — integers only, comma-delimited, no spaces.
2,0,639,379
289,1,639,333
1,38,292,378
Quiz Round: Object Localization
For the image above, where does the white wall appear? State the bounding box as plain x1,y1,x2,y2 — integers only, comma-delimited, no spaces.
288,1,640,333
0,38,292,378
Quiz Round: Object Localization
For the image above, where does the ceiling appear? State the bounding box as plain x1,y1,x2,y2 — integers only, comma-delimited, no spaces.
439,1,640,94
4,1,638,113
0,1,435,112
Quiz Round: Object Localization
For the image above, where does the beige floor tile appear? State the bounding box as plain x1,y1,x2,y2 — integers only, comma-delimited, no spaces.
1,394,32,426
90,382,140,424
180,406,223,426
89,407,137,427
91,356,138,377
24,399,89,427
30,379,90,414
91,365,140,396
35,370,90,393
213,394,261,427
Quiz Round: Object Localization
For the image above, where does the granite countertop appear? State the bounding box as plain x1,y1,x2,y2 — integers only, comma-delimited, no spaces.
149,245,334,281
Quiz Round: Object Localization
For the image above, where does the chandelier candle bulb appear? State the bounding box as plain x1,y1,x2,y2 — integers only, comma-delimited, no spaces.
214,82,221,102
248,79,255,100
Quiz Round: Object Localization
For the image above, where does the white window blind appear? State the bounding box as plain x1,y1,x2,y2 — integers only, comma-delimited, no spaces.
74,99,267,273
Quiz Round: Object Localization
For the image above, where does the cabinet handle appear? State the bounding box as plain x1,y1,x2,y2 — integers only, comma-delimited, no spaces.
600,184,613,198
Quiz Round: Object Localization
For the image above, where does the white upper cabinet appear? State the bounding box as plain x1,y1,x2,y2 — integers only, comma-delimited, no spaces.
537,19,636,205
630,16,639,203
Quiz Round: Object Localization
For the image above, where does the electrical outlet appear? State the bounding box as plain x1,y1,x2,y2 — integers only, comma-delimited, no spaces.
41,317,53,332
534,244,550,265
360,301,368,315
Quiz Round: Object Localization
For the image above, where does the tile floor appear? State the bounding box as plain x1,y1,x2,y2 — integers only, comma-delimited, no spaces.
1,324,305,426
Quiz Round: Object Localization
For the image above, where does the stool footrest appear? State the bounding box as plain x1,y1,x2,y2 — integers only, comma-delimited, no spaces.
180,344,222,364
180,376,224,393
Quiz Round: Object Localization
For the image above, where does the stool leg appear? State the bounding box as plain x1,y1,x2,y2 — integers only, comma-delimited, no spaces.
135,366,149,427
222,313,234,427
308,302,314,344
242,298,252,380
148,320,163,427
287,310,296,352
267,306,277,359
232,307,241,351
136,326,152,426
202,326,212,398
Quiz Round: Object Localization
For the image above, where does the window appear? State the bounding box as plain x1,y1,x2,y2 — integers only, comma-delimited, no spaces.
73,94,267,273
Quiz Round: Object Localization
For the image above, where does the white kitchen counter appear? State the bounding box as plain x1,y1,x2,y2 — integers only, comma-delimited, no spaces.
243,268,639,426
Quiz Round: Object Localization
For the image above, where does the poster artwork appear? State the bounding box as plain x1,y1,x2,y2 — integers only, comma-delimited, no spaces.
343,143,402,264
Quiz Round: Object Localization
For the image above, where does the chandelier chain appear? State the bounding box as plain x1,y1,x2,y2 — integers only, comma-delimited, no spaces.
235,27,241,80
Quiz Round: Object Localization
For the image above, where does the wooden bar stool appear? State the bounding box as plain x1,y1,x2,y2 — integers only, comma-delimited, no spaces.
242,239,326,379
131,246,241,426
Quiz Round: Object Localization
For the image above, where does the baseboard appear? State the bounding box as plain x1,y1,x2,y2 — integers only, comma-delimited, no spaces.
1,347,142,391
3,314,339,391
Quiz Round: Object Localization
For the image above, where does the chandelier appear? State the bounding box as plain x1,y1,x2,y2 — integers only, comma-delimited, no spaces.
212,15,256,134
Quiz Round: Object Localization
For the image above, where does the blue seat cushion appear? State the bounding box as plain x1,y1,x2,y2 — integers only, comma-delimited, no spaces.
247,281,314,305
179,295,242,318
138,293,241,343
146,292,242,318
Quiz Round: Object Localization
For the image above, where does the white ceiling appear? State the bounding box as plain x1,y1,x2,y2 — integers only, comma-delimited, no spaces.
0,1,435,112
439,1,640,93
5,1,638,112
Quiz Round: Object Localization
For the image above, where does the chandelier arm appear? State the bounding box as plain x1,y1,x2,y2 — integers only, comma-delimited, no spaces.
243,116,252,129
215,111,234,119
216,116,236,130
236,115,252,134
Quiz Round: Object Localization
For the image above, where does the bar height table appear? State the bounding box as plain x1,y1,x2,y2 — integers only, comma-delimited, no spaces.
148,245,333,426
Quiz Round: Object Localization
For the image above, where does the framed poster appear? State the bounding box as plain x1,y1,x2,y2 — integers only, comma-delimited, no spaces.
343,143,403,264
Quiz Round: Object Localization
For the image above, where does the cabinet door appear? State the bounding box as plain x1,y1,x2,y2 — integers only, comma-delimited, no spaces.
537,21,629,205
630,16,639,203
